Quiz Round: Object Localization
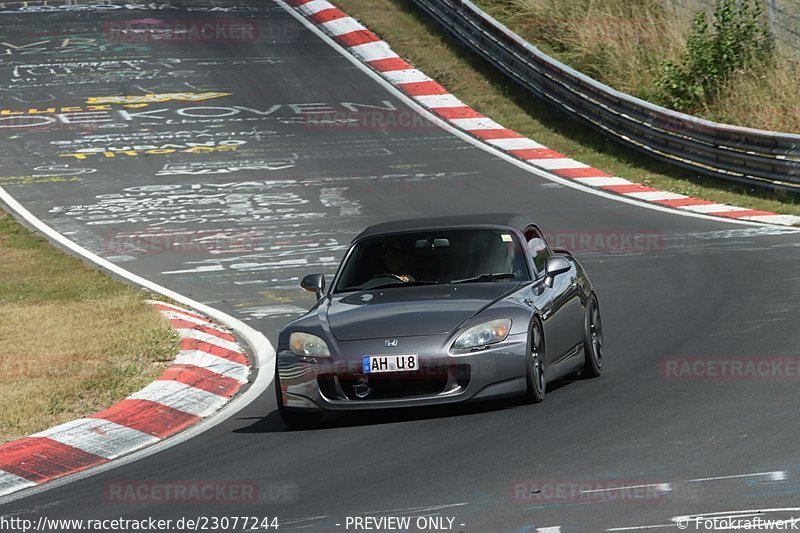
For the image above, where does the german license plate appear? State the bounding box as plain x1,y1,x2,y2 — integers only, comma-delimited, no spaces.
362,354,418,374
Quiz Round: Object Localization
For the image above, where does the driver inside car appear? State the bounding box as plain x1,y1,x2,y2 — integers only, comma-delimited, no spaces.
380,241,415,283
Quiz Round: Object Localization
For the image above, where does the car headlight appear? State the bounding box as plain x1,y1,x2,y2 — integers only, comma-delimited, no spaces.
290,332,331,357
452,319,512,350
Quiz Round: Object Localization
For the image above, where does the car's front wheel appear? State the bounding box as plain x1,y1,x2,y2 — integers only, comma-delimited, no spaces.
523,319,545,403
581,293,603,378
275,367,323,429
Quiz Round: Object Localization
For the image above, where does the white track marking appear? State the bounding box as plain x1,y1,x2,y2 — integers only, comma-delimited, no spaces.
175,328,242,352
362,503,469,515
382,69,433,84
349,41,398,62
32,419,158,460
450,117,504,130
415,94,465,108
128,381,229,417
581,483,672,494
574,176,633,187
679,203,748,213
485,137,545,150
173,350,250,382
295,0,335,16
687,471,787,482
607,524,676,531
626,191,689,201
158,310,228,332
148,300,203,315
162,264,224,274
321,17,365,36
0,471,36,498
530,158,591,170
745,214,800,225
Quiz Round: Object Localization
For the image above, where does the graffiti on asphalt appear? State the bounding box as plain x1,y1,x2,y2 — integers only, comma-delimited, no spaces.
0,1,275,14
86,92,231,104
58,139,246,159
0,100,400,128
156,159,296,176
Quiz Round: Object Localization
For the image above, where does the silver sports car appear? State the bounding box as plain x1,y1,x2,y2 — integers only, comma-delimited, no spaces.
274,214,603,427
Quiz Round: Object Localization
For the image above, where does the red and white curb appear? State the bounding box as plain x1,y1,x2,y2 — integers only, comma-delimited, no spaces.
0,301,250,498
287,0,800,227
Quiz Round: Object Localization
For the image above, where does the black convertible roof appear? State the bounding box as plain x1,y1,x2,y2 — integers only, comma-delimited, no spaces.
355,213,535,240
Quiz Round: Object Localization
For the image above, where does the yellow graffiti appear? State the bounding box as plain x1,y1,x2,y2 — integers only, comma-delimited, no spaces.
0,104,150,115
86,92,232,105
59,145,240,160
0,176,82,185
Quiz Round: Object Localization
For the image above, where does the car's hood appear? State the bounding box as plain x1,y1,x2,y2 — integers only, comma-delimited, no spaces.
325,283,520,341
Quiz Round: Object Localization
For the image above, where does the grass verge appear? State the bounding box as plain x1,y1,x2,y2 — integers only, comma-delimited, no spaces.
333,0,800,216
475,0,800,133
0,210,178,443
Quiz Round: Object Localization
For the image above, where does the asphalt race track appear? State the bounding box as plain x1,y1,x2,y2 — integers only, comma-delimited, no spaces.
1,1,800,531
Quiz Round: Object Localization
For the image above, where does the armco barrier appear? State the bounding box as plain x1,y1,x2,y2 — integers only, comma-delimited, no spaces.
409,0,800,192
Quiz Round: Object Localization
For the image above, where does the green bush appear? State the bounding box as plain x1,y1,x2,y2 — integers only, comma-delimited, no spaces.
656,0,774,112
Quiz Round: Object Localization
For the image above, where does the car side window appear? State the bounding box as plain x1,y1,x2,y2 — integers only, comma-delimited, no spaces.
525,228,551,277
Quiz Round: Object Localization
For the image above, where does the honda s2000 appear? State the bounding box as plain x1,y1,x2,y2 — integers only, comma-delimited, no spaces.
274,214,603,427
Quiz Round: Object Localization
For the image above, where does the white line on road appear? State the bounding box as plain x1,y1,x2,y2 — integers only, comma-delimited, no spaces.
581,483,672,494
687,471,786,482
607,524,676,531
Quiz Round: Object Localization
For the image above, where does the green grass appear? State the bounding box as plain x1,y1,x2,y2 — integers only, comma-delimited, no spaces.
0,210,178,443
333,0,800,216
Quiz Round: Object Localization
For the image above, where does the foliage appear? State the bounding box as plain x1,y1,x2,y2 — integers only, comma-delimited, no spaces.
656,0,775,112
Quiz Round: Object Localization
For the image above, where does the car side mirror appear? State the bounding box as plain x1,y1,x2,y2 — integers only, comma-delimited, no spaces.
301,273,326,300
544,256,571,288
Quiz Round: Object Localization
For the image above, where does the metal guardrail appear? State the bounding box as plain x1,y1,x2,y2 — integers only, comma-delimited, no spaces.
409,0,800,192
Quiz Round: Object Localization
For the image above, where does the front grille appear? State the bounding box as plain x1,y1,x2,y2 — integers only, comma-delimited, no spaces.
318,365,469,401
339,373,448,400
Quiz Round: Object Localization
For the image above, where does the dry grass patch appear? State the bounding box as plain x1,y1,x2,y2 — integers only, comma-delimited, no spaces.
333,0,800,215
476,0,800,132
706,57,800,128
497,0,689,98
0,211,178,442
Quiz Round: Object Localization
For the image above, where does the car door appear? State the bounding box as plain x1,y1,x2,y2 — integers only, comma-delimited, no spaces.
526,227,583,362
548,257,584,359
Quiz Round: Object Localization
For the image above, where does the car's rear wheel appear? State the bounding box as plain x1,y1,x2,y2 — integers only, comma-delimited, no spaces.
523,319,545,403
275,367,323,429
581,294,603,378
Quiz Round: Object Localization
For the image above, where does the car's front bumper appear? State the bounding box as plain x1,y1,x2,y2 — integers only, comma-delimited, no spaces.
276,333,528,411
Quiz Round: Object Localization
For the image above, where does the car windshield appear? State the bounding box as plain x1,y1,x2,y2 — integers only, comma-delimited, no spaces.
334,228,530,292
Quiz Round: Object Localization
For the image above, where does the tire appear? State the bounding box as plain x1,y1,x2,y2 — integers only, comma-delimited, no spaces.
581,293,603,378
275,366,323,429
523,319,546,404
